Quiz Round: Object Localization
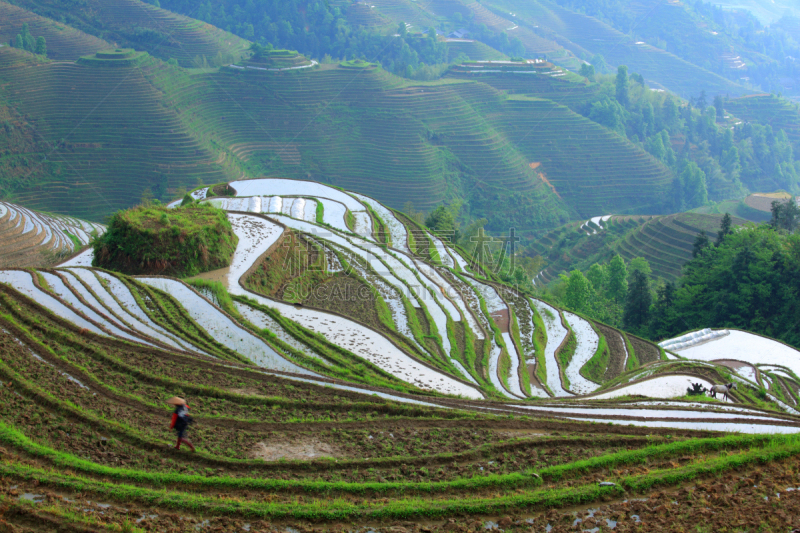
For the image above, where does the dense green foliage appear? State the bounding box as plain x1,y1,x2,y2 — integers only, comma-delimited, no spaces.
540,254,644,327
648,223,800,347
574,73,800,205
8,23,46,56
160,0,459,78
92,203,237,277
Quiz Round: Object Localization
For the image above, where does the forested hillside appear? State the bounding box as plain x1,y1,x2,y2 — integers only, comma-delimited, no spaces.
1,0,798,235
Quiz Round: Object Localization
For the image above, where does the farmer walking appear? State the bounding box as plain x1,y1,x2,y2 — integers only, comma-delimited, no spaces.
167,397,196,451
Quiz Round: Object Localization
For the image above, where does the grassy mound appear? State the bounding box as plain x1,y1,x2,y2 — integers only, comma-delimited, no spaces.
92,203,237,277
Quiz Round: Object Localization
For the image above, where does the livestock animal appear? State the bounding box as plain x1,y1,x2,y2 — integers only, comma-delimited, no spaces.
709,382,735,401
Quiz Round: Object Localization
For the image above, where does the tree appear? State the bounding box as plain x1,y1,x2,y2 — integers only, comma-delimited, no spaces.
589,97,625,135
578,63,595,80
714,94,724,121
623,270,652,331
35,36,46,57
586,263,607,294
590,54,607,73
14,34,23,50
675,161,708,209
424,204,455,236
645,134,666,161
607,254,628,303
770,198,800,232
398,22,407,38
649,282,678,339
692,231,710,257
563,269,591,313
696,90,707,110
716,213,732,245
21,24,34,52
658,225,800,347
628,257,652,279
615,65,629,107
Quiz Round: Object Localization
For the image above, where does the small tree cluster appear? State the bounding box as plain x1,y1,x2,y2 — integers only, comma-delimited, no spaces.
549,254,654,332
10,24,46,57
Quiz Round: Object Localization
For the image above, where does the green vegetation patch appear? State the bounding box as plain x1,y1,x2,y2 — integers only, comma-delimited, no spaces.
92,203,237,277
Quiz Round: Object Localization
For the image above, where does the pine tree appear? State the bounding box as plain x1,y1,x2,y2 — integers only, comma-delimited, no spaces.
692,231,710,257
716,213,732,245
615,65,629,107
649,282,678,339
623,270,652,331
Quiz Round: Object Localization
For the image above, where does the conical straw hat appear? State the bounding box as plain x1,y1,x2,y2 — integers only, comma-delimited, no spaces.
166,396,187,406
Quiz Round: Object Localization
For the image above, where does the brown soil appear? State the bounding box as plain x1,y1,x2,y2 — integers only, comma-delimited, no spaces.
630,336,660,365
248,437,343,461
245,230,326,299
712,358,749,369
745,193,790,212
538,172,560,198
211,183,235,197
595,323,626,381
303,275,382,331
490,309,509,332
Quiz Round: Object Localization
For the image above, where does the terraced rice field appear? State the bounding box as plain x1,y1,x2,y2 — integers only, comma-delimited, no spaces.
0,201,104,268
0,2,111,60
0,48,234,220
13,0,250,67
532,212,747,284
494,96,673,217
483,0,750,98
0,16,687,228
726,94,800,151
614,212,748,280
2,182,800,529
445,40,508,62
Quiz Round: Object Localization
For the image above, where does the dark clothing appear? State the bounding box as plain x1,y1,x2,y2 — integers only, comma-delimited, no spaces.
170,404,191,431
170,403,195,451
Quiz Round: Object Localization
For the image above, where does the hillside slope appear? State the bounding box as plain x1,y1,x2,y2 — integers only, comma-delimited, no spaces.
9,0,251,66
483,0,750,98
0,201,103,268
0,1,112,60
532,212,750,283
0,34,677,226
0,47,236,219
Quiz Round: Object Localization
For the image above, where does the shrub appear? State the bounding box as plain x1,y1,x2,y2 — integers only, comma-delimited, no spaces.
92,203,237,277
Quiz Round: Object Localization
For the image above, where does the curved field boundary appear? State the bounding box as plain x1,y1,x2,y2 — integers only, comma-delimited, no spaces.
530,298,570,396
561,311,601,394
229,213,485,399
